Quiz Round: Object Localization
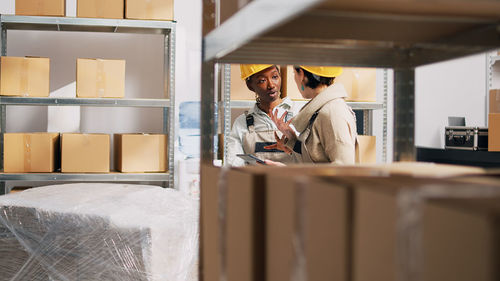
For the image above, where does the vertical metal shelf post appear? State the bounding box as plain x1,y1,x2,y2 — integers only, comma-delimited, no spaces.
362,110,373,135
222,64,231,164
165,24,176,188
0,22,6,194
201,60,217,164
394,68,416,161
383,69,388,162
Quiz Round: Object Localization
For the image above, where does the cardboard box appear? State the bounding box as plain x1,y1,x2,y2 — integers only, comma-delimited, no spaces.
61,133,110,173
76,58,125,98
0,56,50,97
357,135,376,164
220,0,252,24
125,0,174,21
9,186,32,193
220,165,375,281
488,113,500,151
77,0,124,19
4,133,59,173
214,163,489,281
200,164,222,281
489,89,500,114
16,0,65,16
285,66,376,102
266,172,498,281
330,176,499,281
266,173,349,281
230,64,255,100
114,134,167,172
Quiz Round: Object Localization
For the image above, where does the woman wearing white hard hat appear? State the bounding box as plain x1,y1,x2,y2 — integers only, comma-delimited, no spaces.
266,66,357,164
226,64,298,166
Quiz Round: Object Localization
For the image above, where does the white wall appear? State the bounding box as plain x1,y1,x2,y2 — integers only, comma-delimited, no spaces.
415,53,487,149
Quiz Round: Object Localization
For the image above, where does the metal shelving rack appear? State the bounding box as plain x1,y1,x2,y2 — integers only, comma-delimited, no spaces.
0,15,176,192
201,1,500,280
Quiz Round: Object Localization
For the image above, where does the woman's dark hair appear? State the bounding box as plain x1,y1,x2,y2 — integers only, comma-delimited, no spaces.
294,67,335,89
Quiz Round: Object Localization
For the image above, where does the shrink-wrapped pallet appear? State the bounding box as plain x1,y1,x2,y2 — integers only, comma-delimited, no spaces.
0,183,198,281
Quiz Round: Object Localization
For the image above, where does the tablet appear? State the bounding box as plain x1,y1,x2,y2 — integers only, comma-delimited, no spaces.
237,154,266,165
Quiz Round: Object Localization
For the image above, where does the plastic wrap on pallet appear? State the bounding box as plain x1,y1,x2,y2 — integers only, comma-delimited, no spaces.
0,183,199,281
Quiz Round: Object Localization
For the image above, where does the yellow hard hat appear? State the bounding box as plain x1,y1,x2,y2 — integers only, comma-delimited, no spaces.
300,66,343,78
240,64,274,80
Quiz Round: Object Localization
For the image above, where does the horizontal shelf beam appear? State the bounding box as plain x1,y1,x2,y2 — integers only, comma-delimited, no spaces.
204,0,500,67
204,0,321,61
0,14,175,34
0,97,170,107
228,100,383,110
0,172,169,181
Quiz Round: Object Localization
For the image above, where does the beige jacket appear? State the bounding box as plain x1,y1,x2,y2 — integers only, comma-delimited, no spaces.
285,83,357,164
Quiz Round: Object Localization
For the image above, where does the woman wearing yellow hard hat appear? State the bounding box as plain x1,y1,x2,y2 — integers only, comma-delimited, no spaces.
267,65,357,164
226,64,298,166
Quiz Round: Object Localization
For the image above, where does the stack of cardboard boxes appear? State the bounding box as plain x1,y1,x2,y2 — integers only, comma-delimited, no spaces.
4,133,167,173
489,89,500,151
0,56,125,98
202,163,500,281
15,0,174,20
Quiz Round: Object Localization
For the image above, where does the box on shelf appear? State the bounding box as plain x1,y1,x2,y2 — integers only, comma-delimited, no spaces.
9,186,32,193
77,0,124,19
488,113,500,152
489,89,500,114
16,0,65,17
76,58,125,98
114,134,167,173
125,0,174,21
230,64,253,100
357,135,376,163
61,133,110,173
0,56,50,97
3,133,60,173
284,66,376,102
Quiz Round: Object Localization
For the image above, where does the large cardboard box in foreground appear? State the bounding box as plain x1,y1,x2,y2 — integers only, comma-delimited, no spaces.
0,56,50,97
4,133,59,173
212,163,492,281
16,0,65,16
114,134,167,172
333,175,500,281
125,0,174,20
200,164,222,281
488,113,500,151
61,133,110,173
76,58,125,98
77,0,124,19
